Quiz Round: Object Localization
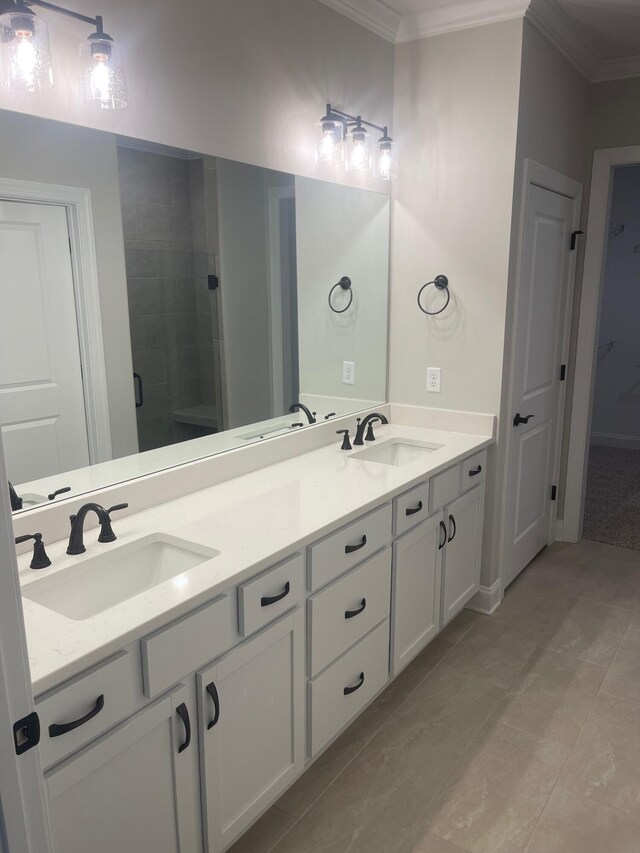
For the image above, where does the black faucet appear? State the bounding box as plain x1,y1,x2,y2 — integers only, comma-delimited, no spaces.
8,481,22,511
289,403,316,424
353,412,389,446
67,502,128,555
15,533,51,569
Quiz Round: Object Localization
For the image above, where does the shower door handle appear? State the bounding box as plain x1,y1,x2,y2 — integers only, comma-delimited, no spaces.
134,372,144,408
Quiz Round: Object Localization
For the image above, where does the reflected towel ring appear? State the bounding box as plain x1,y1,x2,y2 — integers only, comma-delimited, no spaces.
417,274,450,316
329,276,353,314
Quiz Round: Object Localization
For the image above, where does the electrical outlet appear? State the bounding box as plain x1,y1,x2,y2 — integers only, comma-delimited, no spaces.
427,367,441,393
343,361,356,385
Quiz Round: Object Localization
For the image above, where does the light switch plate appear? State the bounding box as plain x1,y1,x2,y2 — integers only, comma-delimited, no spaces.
427,367,441,393
343,362,355,385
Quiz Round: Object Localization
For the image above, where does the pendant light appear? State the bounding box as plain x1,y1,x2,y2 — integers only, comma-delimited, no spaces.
316,104,397,181
374,129,397,181
79,16,127,109
346,118,372,174
0,0,53,92
316,106,345,165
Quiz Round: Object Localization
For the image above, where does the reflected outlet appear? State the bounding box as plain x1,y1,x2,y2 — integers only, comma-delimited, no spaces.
343,361,355,385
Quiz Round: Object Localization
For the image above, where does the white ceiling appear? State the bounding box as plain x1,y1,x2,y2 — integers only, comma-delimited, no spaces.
317,0,640,80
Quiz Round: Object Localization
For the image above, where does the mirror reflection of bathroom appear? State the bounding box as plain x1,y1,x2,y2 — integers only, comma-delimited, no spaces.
583,163,640,550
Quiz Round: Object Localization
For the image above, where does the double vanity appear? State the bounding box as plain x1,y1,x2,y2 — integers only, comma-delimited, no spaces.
17,417,492,853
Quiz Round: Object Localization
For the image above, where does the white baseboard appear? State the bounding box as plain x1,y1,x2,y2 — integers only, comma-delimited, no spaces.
467,580,503,616
591,432,640,450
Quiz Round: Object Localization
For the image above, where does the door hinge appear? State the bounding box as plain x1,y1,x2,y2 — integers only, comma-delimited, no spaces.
208,274,219,291
560,364,567,381
570,230,584,251
13,711,40,755
551,485,557,501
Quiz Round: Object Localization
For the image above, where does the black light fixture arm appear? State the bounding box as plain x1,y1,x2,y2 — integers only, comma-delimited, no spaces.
324,104,390,137
24,0,98,26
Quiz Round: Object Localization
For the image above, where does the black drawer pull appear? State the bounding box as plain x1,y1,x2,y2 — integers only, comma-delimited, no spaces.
343,672,365,696
448,514,457,543
439,520,447,550
48,695,105,738
468,465,482,477
176,703,191,753
345,535,367,554
405,500,423,517
345,598,367,619
205,682,220,730
261,581,290,607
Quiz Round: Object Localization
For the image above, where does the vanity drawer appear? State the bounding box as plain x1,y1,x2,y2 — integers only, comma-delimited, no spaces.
308,547,391,677
36,650,143,770
308,619,389,757
430,465,461,511
461,450,487,492
394,480,431,537
141,594,235,699
308,503,392,592
238,553,304,637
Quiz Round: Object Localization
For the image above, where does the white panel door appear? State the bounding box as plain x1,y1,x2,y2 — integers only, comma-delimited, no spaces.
504,185,577,587
0,200,90,484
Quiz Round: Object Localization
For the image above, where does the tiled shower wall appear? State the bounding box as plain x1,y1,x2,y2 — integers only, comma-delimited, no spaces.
117,146,223,452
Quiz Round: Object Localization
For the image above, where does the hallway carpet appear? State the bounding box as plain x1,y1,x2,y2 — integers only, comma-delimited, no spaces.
229,540,640,853
583,444,640,551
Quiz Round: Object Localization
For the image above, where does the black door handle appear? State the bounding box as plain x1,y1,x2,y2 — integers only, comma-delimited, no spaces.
176,703,191,752
405,501,423,517
345,598,367,619
345,535,367,554
261,581,290,607
439,520,447,550
205,682,220,730
343,672,365,696
468,465,482,477
49,695,105,738
513,413,535,427
448,514,457,543
133,372,144,408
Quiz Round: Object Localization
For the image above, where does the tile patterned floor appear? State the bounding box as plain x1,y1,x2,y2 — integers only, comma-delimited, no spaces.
230,539,640,853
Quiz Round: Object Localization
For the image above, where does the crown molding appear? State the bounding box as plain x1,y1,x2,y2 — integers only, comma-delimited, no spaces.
316,0,401,42
591,54,640,83
525,0,595,79
396,0,529,42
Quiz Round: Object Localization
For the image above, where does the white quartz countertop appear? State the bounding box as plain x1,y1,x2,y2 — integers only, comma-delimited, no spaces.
19,424,492,696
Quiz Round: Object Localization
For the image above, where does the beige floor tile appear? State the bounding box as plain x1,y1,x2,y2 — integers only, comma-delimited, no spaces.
629,609,640,631
539,598,630,666
579,563,640,610
422,723,569,853
276,705,389,819
438,609,481,646
227,806,295,853
400,831,471,853
374,635,453,715
443,616,538,687
496,648,606,746
493,583,580,640
524,787,640,853
601,628,640,704
560,692,640,814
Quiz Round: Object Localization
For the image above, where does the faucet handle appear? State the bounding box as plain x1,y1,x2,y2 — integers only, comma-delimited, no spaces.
98,503,129,544
324,412,336,420
107,503,129,516
336,429,352,451
15,533,51,570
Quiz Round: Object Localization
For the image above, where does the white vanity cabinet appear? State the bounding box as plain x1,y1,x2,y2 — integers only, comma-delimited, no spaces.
440,485,484,626
45,683,201,853
197,610,305,852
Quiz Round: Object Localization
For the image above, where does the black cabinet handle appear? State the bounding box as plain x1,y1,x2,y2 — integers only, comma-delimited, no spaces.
513,412,535,427
176,703,191,753
261,581,290,607
48,695,105,738
345,598,367,619
405,501,423,517
439,520,447,550
343,672,365,696
345,535,367,554
205,682,220,730
468,465,482,477
448,514,457,543
133,372,144,408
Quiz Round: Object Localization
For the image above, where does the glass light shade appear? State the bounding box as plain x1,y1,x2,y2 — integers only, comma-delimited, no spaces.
374,138,397,181
80,36,127,109
0,11,53,92
346,126,372,174
316,118,344,165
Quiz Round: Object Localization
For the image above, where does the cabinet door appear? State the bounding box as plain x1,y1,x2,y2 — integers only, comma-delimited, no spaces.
198,610,305,852
442,485,485,626
391,512,444,676
45,684,201,853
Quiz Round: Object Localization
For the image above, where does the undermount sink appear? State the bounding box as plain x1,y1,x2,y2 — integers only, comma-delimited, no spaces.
349,438,444,467
22,534,219,621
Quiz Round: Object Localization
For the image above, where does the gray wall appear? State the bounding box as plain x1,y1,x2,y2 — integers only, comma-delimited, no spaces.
0,110,138,459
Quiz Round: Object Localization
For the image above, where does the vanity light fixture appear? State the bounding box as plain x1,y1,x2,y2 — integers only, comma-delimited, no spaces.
0,0,127,108
316,104,396,181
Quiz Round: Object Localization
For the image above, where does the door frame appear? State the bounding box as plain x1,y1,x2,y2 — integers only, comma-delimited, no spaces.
499,159,582,586
0,429,52,852
0,178,113,464
563,145,640,541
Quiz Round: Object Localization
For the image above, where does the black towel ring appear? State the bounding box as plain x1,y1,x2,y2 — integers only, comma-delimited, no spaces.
417,274,450,316
329,276,353,314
